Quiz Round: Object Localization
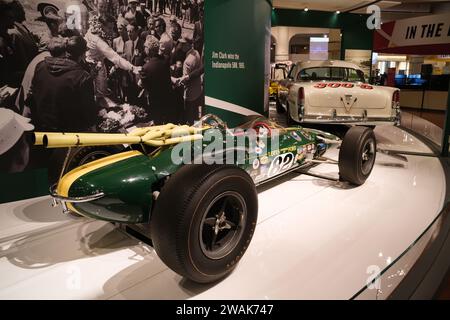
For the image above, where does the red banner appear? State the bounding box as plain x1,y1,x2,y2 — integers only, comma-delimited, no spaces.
373,13,450,54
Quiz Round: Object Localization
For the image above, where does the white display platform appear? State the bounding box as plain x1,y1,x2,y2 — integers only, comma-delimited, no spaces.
0,125,445,299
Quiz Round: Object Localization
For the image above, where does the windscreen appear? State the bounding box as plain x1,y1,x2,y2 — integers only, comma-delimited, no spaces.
297,67,366,83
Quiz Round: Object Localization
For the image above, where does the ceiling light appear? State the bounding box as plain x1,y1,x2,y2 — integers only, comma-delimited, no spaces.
304,8,309,12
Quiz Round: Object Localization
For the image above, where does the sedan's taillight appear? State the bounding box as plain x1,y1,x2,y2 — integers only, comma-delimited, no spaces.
392,90,400,105
298,87,305,107
392,90,401,125
297,87,305,119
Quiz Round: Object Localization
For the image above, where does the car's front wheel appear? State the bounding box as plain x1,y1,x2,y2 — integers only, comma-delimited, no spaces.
338,126,376,185
150,165,258,283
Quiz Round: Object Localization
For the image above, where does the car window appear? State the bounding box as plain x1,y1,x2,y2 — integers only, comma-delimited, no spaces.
288,64,298,80
273,68,286,80
297,67,330,81
347,68,366,82
329,67,347,81
296,66,366,82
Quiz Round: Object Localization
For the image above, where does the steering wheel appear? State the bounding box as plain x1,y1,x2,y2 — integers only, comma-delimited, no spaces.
195,114,226,129
253,121,272,136
194,114,234,135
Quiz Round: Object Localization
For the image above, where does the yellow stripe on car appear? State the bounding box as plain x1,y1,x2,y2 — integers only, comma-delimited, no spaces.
57,150,142,214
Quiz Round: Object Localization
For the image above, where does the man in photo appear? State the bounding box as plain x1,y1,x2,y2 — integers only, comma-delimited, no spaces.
140,35,176,124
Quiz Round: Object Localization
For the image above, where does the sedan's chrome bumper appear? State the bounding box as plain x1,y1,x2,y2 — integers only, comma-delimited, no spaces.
298,108,401,126
49,184,105,213
299,116,398,126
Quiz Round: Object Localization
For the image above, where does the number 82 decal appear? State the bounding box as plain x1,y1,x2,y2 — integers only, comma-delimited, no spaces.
268,153,296,177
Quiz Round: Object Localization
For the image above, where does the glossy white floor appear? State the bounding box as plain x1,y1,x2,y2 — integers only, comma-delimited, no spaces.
0,125,445,299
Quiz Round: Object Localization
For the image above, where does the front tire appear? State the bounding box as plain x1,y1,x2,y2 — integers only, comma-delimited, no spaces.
150,165,258,283
338,126,376,186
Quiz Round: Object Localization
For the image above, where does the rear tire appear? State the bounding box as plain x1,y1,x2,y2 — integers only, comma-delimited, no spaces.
150,165,258,283
48,145,124,185
275,97,285,114
49,145,124,217
286,103,296,126
66,146,124,171
338,126,376,186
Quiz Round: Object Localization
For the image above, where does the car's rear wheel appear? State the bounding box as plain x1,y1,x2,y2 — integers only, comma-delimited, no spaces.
338,126,376,186
49,146,124,216
49,146,124,182
275,97,285,114
66,146,124,171
286,103,296,126
150,165,258,283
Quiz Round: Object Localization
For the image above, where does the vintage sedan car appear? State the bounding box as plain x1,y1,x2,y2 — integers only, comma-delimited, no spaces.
34,114,376,283
269,62,290,109
278,60,401,126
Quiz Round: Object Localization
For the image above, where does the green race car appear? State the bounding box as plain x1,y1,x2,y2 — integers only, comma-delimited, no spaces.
34,114,376,283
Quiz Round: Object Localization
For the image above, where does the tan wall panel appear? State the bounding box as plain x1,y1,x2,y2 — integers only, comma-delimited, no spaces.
400,90,423,108
424,91,448,111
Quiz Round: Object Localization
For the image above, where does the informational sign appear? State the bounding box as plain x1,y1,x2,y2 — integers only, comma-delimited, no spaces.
392,13,450,46
205,0,272,125
310,37,329,61
211,51,246,70
374,13,450,54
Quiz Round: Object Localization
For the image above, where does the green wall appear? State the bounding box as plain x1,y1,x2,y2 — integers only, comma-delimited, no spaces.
0,169,48,203
271,8,374,59
204,0,272,126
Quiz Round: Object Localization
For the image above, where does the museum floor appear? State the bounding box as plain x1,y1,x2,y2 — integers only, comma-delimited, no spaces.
270,104,450,300
402,108,445,129
0,105,446,299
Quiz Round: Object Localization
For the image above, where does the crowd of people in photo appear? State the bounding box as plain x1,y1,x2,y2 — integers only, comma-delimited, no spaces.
0,0,204,173
0,0,204,131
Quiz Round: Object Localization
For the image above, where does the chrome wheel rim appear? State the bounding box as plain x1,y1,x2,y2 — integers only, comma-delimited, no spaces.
361,139,375,175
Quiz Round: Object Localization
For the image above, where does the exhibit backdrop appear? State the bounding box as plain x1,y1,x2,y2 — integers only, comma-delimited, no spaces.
0,0,272,203
271,8,374,60
204,0,272,126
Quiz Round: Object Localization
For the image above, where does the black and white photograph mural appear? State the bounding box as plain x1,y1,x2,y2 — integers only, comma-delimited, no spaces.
0,0,205,176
